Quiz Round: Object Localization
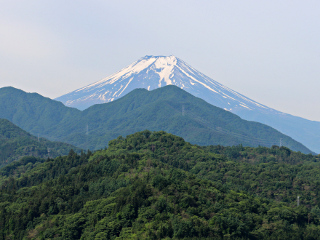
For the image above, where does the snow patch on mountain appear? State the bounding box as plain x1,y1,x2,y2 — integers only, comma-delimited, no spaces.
55,55,272,113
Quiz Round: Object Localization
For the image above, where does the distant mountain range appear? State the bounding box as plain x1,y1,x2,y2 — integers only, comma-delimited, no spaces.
55,55,320,153
0,86,312,154
0,118,80,168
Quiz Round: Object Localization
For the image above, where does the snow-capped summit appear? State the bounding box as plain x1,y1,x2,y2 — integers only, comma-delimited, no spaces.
56,55,271,113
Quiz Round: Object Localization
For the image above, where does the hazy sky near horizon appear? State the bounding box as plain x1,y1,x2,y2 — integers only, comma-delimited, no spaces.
0,1,319,121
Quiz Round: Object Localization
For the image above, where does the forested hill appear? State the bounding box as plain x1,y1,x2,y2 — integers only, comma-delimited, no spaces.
0,86,313,154
1,130,320,239
0,118,80,168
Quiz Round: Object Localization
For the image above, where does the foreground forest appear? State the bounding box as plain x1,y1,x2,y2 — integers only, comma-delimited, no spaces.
1,130,320,239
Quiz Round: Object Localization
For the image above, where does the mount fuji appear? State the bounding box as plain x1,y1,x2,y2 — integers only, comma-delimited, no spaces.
56,55,320,153
56,55,270,113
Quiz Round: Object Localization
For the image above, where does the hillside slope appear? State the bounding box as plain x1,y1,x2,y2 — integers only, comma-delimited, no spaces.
0,87,80,134
0,118,80,168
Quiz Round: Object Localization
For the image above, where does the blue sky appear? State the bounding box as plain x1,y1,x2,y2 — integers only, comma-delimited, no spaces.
0,1,319,121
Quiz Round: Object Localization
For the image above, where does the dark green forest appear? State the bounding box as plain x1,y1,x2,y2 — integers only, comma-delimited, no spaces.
0,119,80,168
1,130,320,239
0,86,312,153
